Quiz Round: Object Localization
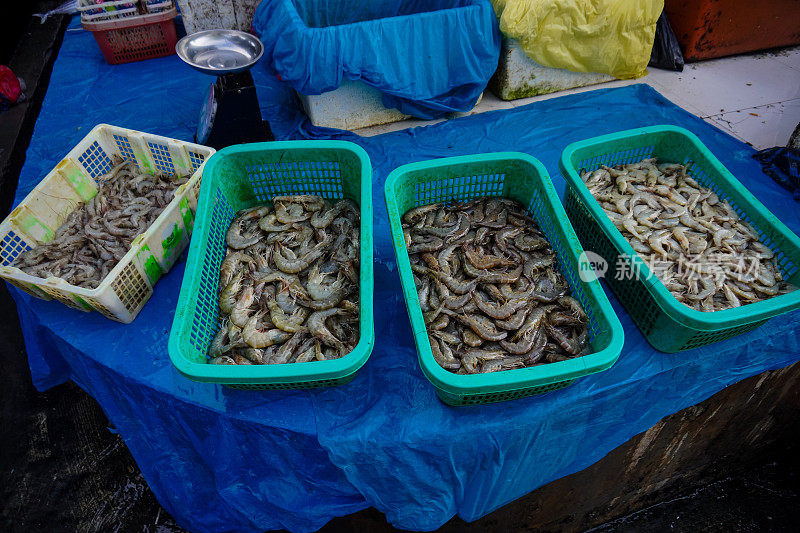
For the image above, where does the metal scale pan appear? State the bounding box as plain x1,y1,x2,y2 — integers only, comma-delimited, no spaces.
176,30,273,148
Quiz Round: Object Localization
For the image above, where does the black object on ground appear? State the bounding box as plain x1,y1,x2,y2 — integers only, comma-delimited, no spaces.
649,11,685,72
196,70,274,149
753,147,800,201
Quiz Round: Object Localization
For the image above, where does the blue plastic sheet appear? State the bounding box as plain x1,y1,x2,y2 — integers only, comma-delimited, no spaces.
252,0,500,119
13,17,800,533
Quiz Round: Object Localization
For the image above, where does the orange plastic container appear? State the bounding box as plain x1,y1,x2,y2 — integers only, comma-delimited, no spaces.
82,7,178,64
665,1,800,61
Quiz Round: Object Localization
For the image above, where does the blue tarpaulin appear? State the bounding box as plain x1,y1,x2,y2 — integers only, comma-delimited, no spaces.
252,0,500,119
12,17,800,533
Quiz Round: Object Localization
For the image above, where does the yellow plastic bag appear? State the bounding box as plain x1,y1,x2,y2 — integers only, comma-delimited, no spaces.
491,0,663,79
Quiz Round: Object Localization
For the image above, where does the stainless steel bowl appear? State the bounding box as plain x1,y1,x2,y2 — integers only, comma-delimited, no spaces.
176,30,264,75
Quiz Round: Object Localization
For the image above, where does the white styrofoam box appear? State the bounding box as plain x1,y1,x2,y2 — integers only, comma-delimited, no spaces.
299,79,484,131
299,80,411,131
490,38,614,101
175,0,259,34
0,125,214,323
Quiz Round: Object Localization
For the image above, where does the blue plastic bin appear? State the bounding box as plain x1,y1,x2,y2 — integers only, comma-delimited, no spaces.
253,0,501,119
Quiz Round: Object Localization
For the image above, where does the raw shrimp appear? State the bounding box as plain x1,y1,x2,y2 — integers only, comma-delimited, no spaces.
209,196,360,364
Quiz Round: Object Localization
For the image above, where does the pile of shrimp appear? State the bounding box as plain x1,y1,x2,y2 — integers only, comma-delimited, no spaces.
581,159,796,311
209,195,360,365
12,160,188,288
404,197,592,375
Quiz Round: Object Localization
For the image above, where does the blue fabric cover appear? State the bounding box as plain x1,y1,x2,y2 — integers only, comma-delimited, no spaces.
12,17,800,533
252,0,501,119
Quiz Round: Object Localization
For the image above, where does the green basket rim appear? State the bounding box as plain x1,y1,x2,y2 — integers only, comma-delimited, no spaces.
559,124,800,331
384,152,625,397
168,140,375,385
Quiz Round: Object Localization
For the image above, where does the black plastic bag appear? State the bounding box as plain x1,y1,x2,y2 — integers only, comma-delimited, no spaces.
753,147,800,201
649,11,684,72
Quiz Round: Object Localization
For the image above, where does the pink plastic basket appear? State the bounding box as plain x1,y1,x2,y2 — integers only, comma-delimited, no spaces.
82,7,178,64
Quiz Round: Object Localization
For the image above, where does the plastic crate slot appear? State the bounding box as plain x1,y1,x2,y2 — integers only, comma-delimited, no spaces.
78,140,113,179
531,192,601,343
147,142,175,175
567,188,659,337
1,231,32,266
227,378,342,390
187,151,205,171
577,145,655,175
681,320,764,350
6,278,47,299
191,177,202,197
112,262,151,313
189,189,233,357
412,173,505,206
84,296,113,318
451,379,575,405
113,134,138,167
248,160,343,201
106,23,170,60
44,287,85,311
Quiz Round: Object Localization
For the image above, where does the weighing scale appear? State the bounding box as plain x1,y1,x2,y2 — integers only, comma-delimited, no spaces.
176,29,274,149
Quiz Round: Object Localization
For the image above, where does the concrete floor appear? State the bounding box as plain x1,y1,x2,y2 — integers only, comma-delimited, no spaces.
357,47,800,151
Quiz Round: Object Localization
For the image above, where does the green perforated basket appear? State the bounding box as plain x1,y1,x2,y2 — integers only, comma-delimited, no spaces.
560,125,800,353
168,141,374,389
384,153,625,406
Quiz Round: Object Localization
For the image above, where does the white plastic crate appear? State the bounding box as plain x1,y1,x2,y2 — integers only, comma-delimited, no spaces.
490,38,614,101
299,80,411,131
299,80,484,131
78,0,174,22
0,124,214,323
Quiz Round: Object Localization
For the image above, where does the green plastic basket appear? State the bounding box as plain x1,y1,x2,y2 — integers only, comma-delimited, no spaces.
168,141,375,389
560,125,800,353
384,153,625,406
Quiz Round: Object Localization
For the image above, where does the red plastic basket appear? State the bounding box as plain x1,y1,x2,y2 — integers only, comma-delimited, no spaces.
82,8,178,64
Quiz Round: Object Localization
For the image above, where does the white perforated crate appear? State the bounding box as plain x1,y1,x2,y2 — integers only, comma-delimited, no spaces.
0,124,215,323
299,80,484,131
78,0,174,22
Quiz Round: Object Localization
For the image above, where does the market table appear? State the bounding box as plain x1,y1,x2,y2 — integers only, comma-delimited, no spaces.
11,18,800,533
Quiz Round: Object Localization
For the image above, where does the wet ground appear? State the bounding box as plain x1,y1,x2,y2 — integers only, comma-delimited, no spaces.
589,460,800,533
0,283,180,532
